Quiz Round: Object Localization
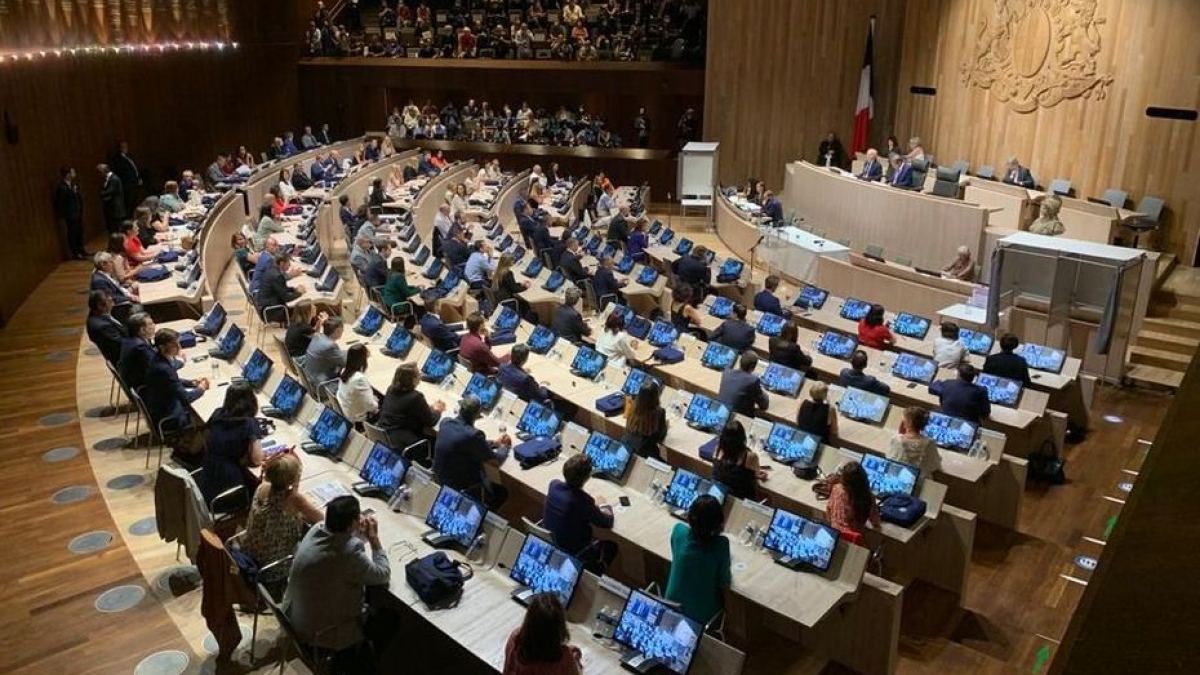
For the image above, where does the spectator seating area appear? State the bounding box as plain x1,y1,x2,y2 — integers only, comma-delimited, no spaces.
387,99,622,146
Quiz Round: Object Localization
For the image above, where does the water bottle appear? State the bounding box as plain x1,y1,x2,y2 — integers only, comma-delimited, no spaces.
600,606,619,643
739,523,756,547
210,359,220,384
646,479,662,502
593,606,615,642
752,526,766,552
465,533,487,564
969,439,990,461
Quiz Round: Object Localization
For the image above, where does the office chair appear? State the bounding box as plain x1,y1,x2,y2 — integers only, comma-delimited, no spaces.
976,165,996,180
864,245,885,260
1048,178,1073,197
1096,188,1129,209
1121,196,1166,248
952,160,971,175
931,166,962,198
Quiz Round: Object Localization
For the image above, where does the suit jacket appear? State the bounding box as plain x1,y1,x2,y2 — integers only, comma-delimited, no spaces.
837,368,891,396
593,267,621,304
118,338,156,390
498,362,551,403
754,290,784,316
54,181,84,221
291,172,313,191
303,332,346,386
762,198,783,225
718,369,769,416
443,239,470,268
101,174,125,219
606,217,630,245
532,223,555,255
674,255,710,288
255,264,301,311
111,153,139,189
890,163,914,189
929,379,991,424
858,159,883,181
91,270,134,305
419,314,461,353
559,250,587,283
1003,166,1035,189
551,305,590,345
362,253,389,289
710,320,756,352
311,162,327,183
983,352,1032,386
517,214,537,247
318,129,332,144
144,351,201,427
87,313,127,363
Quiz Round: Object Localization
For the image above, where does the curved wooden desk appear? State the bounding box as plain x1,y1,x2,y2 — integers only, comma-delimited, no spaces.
494,168,532,231
413,161,478,246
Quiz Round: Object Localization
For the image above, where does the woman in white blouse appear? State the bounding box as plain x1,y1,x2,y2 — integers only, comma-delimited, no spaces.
932,322,967,369
447,183,469,219
277,168,297,202
595,311,639,369
336,344,379,426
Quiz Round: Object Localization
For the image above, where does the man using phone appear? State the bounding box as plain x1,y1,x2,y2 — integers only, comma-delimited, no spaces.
542,454,620,574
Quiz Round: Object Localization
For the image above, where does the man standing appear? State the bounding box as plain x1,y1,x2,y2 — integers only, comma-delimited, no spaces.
676,108,697,149
110,141,141,215
97,164,125,233
54,166,86,259
634,108,651,148
433,395,512,509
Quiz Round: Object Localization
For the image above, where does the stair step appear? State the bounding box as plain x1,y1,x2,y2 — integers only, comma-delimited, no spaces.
1136,330,1200,354
1128,346,1194,371
1151,303,1200,322
1141,317,1200,338
1126,364,1184,391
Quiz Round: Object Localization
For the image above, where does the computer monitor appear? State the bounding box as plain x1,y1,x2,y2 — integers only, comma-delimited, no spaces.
839,298,871,321
838,387,889,423
543,271,565,292
977,373,1023,407
892,312,931,340
647,321,678,348
761,363,804,397
708,296,734,319
585,234,603,254
384,324,415,358
197,302,226,336
700,342,737,370
658,228,675,245
511,245,526,263
793,285,829,310
269,375,305,418
861,454,920,497
424,258,444,280
673,238,694,256
570,347,607,379
958,328,994,355
608,303,634,325
615,256,635,274
241,349,273,389
664,468,727,513
757,312,786,337
354,306,384,336
764,423,820,465
439,270,462,291
463,373,500,411
583,431,633,480
509,534,583,609
523,258,544,278
308,406,351,456
921,412,979,452
613,590,703,675
718,259,744,280
816,332,858,359
493,306,520,333
421,349,455,382
763,508,840,573
358,444,410,499
626,316,652,340
517,400,562,438
526,325,558,354
217,323,244,357
684,394,730,433
425,485,486,548
622,369,662,397
498,233,513,251
1016,343,1066,374
891,353,938,384
636,267,660,286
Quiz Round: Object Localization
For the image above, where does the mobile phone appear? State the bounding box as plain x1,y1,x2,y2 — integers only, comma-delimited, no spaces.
618,496,631,507
192,354,209,362
363,508,376,517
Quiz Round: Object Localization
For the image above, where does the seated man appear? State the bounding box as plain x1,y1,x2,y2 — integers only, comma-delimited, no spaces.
349,235,374,275
673,246,711,293
717,351,770,417
284,495,391,675
91,252,139,307
888,153,914,189
837,350,891,396
592,256,626,310
464,240,496,288
857,148,883,181
338,194,358,230
1002,156,1036,189
498,344,552,404
419,299,462,353
85,291,127,364
433,395,512,509
753,275,788,316
929,363,991,424
551,287,592,345
605,207,632,247
304,316,347,387
362,241,391,291
983,333,1032,386
256,253,304,321
543,454,618,574
710,303,756,352
459,312,508,375
442,227,471,270
118,312,157,391
144,328,208,456
942,245,975,281
761,191,784,225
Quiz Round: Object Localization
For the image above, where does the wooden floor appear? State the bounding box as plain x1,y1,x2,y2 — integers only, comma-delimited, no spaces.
2,221,1174,675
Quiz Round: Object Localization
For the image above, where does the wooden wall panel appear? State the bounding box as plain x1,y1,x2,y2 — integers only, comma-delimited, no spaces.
894,0,1200,264
0,2,309,326
703,0,907,188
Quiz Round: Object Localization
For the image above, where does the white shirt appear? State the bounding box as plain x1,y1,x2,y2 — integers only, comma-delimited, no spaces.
433,211,454,239
278,181,297,201
595,330,637,369
932,337,967,369
336,371,378,423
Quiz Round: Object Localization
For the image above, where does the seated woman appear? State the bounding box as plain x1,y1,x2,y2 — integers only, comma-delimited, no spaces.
824,461,881,538
253,203,285,250
769,322,813,372
335,344,379,426
595,311,639,369
240,453,323,596
107,233,141,286
625,219,649,261
460,312,508,376
857,303,895,349
503,593,582,675
277,168,297,202
669,283,705,336
796,381,838,445
121,220,157,265
711,420,767,501
665,494,731,625
388,165,406,191
284,304,327,358
158,181,186,214
234,145,257,170
377,362,445,463
430,150,450,171
230,232,259,275
491,253,528,305
932,322,967,369
382,257,421,318
133,205,169,246
621,380,668,460
942,245,974,282
448,182,469,219
889,406,942,478
199,383,263,513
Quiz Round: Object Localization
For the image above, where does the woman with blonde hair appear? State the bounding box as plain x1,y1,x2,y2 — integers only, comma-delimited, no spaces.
796,381,838,445
158,181,185,214
621,380,668,460
241,453,323,592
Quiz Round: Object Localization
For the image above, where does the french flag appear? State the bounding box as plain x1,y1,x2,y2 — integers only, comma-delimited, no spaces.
852,17,875,155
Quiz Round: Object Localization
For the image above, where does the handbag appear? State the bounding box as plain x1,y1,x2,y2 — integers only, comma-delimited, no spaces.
595,392,626,417
405,552,472,609
135,265,172,282
651,345,684,364
513,436,562,470
879,494,928,527
811,477,833,500
1027,440,1066,485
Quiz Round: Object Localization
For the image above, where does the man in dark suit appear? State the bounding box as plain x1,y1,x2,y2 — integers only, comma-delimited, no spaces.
362,242,391,290
761,192,784,225
144,329,208,462
605,208,631,247
1002,157,1036,189
442,228,471,269
837,350,891,396
516,200,537,249
983,333,1033,386
673,246,711,292
419,299,462,353
531,212,555,259
929,363,991,424
318,123,333,145
97,164,125,233
85,291,126,364
718,351,770,417
91,253,139,307
338,195,358,231
256,253,304,322
857,148,883,181
710,304,756,352
118,312,157,391
551,288,592,345
818,131,847,168
433,395,511,509
754,275,787,316
54,166,86,259
889,154,914,190
558,238,588,284
592,256,625,310
498,345,552,403
110,141,141,215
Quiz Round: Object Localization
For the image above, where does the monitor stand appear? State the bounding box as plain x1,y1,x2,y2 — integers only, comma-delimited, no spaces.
510,586,536,605
620,652,663,674
421,530,456,548
351,481,384,499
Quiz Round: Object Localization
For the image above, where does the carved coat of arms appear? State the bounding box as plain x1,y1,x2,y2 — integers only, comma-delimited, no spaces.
961,0,1113,112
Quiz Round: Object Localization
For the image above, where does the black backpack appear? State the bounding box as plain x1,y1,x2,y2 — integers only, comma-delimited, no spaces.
405,552,472,609
1027,440,1067,485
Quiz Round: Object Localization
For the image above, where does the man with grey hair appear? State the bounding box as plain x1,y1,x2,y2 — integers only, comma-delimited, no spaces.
1002,157,1035,188
90,251,139,306
558,237,588,284
433,394,513,508
552,286,591,345
350,234,373,273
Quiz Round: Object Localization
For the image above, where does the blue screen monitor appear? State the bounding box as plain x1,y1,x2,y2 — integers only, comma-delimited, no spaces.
658,228,675,246
463,373,500,411
861,454,920,497
421,350,455,382
355,306,385,336
523,258,544,278
385,325,415,358
510,534,583,609
241,349,273,389
757,312,786,337
493,306,520,333
498,234,514,251
439,270,462,292
838,387,889,424
673,238,694,256
627,316,652,340
761,363,804,397
684,394,730,433
622,369,661,397
891,353,938,384
718,259,744,280
570,347,607,379
600,243,616,260
425,485,486,548
816,332,858,359
839,298,871,321
517,400,561,438
1016,343,1066,374
609,303,635,326
958,328,994,355
616,256,635,274
708,296,734,319
892,312,931,340
197,302,227,336
542,271,565,292
308,406,351,456
613,590,703,675
636,267,660,286
585,234,603,255
700,342,737,370
647,321,678,347
977,373,1023,407
763,509,840,573
270,375,305,417
922,412,978,452
423,258,444,280
526,326,558,355
358,444,410,499
583,431,633,480
793,285,829,310
217,324,244,358
664,468,727,513
648,220,663,235
764,423,820,465
512,245,526,263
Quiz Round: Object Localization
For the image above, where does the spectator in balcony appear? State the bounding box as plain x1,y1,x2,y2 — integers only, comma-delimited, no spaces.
457,27,478,58
677,108,698,148
528,0,547,28
577,38,598,61
514,22,534,58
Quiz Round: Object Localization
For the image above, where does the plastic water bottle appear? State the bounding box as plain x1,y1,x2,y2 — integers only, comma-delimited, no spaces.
739,523,756,547
210,359,220,384
752,526,766,552
599,606,619,643
646,479,662,502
